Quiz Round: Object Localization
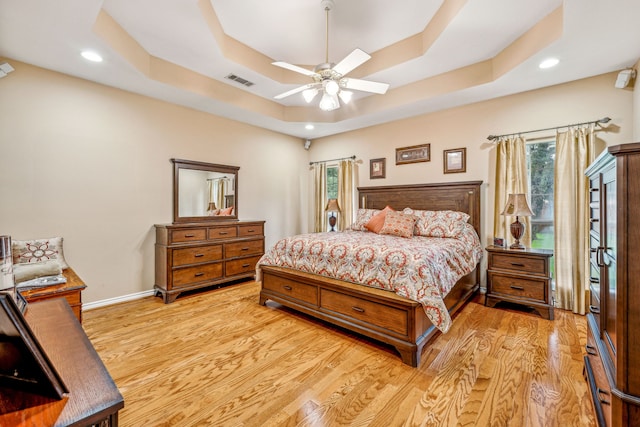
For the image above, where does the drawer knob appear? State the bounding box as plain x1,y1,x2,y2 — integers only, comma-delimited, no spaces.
185,234,195,238
218,231,228,235
351,306,365,313
241,247,249,251
585,344,597,356
589,305,600,315
247,229,255,232
242,263,250,268
510,285,525,291
597,388,610,405
194,272,204,277
282,285,292,291
510,263,525,267
194,254,204,258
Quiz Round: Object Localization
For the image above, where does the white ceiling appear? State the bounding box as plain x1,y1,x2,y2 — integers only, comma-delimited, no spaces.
1,0,639,139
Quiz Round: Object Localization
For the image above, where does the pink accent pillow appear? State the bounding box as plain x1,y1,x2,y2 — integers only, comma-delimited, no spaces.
219,206,234,216
403,208,469,238
365,206,394,233
379,211,417,238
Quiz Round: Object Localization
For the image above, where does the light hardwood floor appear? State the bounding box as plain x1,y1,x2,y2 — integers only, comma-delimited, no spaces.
83,281,596,426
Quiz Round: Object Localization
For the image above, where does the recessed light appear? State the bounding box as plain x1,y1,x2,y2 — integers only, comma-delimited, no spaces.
539,58,559,69
305,124,315,130
81,50,103,63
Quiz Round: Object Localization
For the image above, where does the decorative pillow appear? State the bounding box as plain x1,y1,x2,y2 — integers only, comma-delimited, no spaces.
349,208,381,231
403,208,470,238
12,237,68,269
364,206,394,233
379,211,417,238
13,260,63,283
219,206,234,216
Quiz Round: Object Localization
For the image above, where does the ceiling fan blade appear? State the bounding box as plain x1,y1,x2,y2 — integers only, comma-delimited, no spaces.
332,48,371,76
343,78,389,94
274,83,320,100
272,61,317,77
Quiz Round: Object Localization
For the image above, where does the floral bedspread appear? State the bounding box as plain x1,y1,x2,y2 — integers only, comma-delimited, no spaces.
256,224,482,333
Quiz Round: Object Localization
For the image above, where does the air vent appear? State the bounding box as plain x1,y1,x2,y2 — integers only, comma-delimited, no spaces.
225,74,254,87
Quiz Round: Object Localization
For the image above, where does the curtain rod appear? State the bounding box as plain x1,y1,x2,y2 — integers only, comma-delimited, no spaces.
309,155,356,166
487,117,611,141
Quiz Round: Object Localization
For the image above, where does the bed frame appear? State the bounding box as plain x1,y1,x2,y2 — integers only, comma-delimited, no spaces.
259,181,482,367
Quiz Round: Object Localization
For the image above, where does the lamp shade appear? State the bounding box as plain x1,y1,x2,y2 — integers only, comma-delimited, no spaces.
500,193,534,217
325,198,341,212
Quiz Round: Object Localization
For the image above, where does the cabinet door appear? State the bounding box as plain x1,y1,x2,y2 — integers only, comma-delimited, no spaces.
601,168,617,368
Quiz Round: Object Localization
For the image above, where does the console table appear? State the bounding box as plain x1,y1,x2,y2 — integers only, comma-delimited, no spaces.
0,299,124,426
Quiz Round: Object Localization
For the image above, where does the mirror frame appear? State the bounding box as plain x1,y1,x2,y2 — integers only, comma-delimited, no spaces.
172,158,240,223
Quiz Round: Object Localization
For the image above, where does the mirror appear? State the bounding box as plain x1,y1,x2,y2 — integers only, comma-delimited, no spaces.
172,159,239,223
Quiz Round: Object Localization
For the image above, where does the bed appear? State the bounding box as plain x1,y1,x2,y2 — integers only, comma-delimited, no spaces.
258,181,482,367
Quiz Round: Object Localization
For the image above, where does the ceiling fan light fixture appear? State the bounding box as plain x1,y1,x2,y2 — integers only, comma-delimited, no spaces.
319,92,339,111
338,90,352,104
302,88,319,103
324,79,340,95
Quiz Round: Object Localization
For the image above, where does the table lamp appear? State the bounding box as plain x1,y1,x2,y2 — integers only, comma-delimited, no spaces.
500,193,534,249
325,199,341,232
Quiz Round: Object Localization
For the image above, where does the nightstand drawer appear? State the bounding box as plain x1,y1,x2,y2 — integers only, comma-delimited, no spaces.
488,272,546,302
490,253,547,275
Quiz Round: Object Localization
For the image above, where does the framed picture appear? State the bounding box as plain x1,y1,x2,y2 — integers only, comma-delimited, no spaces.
443,147,467,174
0,292,68,399
493,237,505,247
369,158,386,179
395,144,430,165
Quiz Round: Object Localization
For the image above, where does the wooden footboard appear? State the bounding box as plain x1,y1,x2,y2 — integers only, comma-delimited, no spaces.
259,265,479,367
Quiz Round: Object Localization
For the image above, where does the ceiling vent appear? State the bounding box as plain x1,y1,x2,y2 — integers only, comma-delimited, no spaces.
225,74,254,87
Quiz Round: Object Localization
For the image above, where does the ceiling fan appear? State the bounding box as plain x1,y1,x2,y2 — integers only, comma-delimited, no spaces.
272,0,389,111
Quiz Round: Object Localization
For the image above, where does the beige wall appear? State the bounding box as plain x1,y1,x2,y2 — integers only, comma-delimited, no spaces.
309,72,635,276
0,60,308,303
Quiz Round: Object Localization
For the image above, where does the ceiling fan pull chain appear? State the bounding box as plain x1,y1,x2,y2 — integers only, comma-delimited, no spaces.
325,3,330,63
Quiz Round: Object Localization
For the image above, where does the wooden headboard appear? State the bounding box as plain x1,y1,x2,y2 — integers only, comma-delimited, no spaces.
358,181,483,236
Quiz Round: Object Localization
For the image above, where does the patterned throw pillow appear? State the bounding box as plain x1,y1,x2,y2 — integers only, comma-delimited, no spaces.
364,206,394,233
349,208,381,231
379,211,417,238
403,208,470,238
12,237,69,269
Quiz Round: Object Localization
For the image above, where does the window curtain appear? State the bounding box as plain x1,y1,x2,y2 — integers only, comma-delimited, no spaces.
554,125,596,313
313,163,327,232
207,179,226,210
337,159,356,231
493,136,531,247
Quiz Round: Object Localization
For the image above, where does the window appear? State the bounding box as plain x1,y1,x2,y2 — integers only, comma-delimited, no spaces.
526,140,555,272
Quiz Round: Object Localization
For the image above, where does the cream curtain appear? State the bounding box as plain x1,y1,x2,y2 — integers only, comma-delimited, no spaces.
313,163,327,232
337,159,356,231
207,179,226,210
493,136,531,247
554,126,596,313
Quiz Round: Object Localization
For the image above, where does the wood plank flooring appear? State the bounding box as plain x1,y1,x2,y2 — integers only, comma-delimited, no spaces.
82,281,596,426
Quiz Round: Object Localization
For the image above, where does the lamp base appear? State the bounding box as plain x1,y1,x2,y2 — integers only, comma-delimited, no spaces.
509,217,526,250
328,214,337,232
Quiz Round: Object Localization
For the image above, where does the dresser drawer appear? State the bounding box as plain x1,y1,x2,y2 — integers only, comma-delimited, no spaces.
226,255,261,276
488,272,546,302
262,274,317,305
320,289,408,336
170,228,207,243
225,239,264,258
585,322,612,427
172,245,223,266
24,289,81,307
490,253,547,275
172,263,223,287
208,227,238,239
239,224,263,237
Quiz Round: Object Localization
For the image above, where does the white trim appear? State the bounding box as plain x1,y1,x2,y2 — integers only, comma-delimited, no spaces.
83,289,155,311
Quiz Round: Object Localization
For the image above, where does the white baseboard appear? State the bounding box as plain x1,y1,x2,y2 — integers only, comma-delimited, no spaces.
83,289,156,311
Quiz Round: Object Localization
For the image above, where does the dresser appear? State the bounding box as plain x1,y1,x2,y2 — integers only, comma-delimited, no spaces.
584,143,640,426
155,220,265,303
19,268,86,323
485,246,554,319
0,299,123,426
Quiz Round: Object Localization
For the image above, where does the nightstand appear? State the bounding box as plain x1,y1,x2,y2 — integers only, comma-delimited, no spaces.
485,246,554,320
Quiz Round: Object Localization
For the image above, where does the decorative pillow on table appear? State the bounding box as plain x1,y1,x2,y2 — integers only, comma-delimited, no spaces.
12,237,68,269
403,208,470,238
379,211,417,238
13,260,63,283
364,206,395,233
